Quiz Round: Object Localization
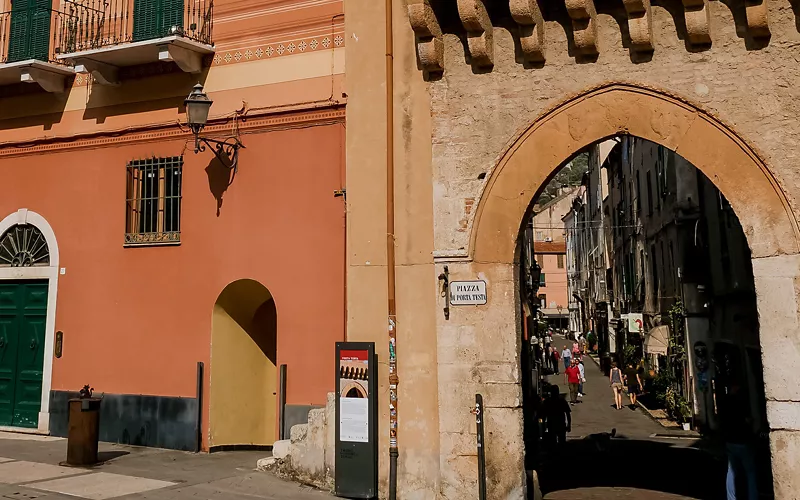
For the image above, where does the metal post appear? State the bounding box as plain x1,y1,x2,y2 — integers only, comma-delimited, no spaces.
279,364,287,440
195,361,204,453
474,394,487,500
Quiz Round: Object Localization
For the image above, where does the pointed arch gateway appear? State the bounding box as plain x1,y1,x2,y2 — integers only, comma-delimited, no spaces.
464,83,800,496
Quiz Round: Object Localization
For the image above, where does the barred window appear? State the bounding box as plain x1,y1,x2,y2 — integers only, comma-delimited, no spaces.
125,156,183,245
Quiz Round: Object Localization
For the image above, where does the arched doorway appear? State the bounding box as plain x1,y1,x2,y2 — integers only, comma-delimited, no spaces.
209,279,278,448
0,209,59,432
459,84,800,498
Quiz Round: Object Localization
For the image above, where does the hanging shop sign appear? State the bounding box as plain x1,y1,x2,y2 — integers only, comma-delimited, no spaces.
335,342,378,499
627,313,644,333
449,280,488,306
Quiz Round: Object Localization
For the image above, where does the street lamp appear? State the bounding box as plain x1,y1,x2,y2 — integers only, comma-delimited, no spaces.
184,83,244,170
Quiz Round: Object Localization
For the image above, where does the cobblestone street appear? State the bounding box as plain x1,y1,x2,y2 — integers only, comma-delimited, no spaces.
537,336,728,500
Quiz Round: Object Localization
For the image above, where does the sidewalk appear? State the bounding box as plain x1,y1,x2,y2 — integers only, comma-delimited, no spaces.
537,336,727,500
0,432,331,499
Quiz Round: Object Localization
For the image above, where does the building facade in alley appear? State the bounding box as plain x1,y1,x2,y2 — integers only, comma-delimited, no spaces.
0,0,345,450
565,137,766,434
521,186,578,332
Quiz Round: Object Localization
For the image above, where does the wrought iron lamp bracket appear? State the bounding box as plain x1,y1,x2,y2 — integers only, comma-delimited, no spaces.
193,135,245,172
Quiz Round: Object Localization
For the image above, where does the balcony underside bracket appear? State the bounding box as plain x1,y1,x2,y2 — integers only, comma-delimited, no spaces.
74,59,120,86
158,44,203,73
20,67,67,93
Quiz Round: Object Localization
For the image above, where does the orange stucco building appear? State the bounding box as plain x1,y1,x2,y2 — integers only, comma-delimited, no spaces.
0,0,345,451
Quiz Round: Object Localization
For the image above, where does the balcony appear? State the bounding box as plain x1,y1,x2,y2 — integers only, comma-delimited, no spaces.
0,4,75,93
55,0,215,85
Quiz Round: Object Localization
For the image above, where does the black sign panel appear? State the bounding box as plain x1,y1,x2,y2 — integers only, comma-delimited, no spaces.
335,342,378,498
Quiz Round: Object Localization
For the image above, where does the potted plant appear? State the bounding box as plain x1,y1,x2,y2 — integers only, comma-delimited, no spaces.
675,396,693,430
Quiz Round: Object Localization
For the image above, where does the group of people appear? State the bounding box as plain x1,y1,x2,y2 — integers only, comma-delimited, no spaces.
539,332,587,376
608,361,644,410
537,336,587,448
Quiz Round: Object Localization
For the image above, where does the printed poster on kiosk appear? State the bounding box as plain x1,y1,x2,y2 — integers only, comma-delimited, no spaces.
339,349,370,443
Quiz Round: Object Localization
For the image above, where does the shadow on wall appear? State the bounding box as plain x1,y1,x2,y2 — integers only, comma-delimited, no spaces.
205,155,237,217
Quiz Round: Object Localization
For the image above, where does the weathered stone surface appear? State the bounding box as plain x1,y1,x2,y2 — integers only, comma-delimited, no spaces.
274,394,336,490
769,430,800,498
272,440,290,460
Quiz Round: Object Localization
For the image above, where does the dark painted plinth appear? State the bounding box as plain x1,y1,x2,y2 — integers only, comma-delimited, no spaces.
50,391,197,451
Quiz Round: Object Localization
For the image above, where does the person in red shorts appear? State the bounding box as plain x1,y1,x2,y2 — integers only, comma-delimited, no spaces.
564,357,581,404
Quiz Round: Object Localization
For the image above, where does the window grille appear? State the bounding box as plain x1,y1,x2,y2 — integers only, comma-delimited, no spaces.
125,156,183,245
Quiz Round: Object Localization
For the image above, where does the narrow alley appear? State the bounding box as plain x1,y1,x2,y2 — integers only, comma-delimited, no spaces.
537,336,727,500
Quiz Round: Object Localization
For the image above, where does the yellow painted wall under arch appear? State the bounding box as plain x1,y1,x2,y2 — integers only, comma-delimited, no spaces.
209,279,278,447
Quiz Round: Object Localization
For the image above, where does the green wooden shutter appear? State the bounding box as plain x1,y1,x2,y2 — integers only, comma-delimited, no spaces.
132,0,160,42
161,0,184,34
6,0,51,63
133,0,184,42
28,0,51,62
6,0,31,63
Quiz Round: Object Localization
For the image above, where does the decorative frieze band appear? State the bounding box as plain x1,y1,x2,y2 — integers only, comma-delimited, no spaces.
0,107,345,158
457,0,494,67
509,0,545,63
406,0,773,75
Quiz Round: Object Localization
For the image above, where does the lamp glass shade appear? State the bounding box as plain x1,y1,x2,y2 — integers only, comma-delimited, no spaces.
184,84,213,130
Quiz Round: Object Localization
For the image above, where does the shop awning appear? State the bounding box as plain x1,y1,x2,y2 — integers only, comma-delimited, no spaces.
644,325,669,355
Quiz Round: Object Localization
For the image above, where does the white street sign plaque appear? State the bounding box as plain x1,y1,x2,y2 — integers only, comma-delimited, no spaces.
450,280,488,306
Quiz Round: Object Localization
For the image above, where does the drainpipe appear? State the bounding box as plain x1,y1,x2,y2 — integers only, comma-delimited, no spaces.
385,0,399,499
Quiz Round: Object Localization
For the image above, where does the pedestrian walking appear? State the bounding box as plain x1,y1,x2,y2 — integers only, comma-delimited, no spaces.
561,346,571,371
719,382,759,500
624,362,643,408
565,358,581,404
541,386,571,447
579,335,586,354
577,359,586,398
552,348,560,375
609,362,624,410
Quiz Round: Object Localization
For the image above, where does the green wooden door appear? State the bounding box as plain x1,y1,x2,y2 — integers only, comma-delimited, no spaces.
132,0,185,42
7,0,51,63
0,282,47,428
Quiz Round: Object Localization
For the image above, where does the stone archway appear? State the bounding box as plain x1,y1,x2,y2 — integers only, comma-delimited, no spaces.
460,83,800,498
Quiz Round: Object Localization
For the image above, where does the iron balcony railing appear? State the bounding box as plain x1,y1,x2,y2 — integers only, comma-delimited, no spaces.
0,6,73,65
56,0,214,56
